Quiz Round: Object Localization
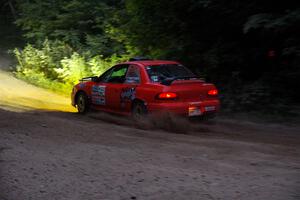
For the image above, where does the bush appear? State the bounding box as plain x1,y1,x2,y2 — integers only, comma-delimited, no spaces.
14,39,130,94
221,81,271,112
56,53,92,85
14,40,73,80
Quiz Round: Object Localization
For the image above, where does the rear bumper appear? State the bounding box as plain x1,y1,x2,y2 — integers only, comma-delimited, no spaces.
147,99,220,117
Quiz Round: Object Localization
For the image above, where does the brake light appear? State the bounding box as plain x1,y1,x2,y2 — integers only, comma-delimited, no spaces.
208,89,218,96
157,92,177,99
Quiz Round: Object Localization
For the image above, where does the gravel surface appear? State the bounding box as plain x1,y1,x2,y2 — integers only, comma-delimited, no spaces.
0,110,300,200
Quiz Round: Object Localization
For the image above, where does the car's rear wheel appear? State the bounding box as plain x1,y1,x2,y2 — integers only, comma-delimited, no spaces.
76,92,89,114
132,101,147,119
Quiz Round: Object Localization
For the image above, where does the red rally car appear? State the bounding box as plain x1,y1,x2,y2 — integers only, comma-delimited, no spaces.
71,59,220,118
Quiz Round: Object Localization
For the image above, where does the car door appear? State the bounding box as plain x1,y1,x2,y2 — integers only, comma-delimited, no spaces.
91,64,141,113
104,65,129,111
90,67,114,108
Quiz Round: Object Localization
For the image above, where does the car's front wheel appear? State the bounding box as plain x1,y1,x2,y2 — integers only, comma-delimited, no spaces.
76,92,89,114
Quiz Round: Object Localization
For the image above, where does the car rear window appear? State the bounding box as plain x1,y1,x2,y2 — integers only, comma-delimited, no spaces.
146,64,195,82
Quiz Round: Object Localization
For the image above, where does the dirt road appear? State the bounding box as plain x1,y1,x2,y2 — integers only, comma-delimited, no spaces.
0,71,300,200
0,71,75,112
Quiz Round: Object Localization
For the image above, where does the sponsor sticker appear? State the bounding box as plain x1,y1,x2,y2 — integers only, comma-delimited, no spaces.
120,87,136,102
120,87,136,108
92,85,106,105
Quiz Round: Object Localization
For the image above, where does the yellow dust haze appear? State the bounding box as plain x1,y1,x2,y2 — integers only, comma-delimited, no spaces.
0,71,76,112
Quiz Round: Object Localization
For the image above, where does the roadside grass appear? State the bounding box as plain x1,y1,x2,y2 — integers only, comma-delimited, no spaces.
15,72,72,96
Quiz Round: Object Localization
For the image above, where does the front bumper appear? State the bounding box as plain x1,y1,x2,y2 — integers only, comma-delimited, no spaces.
71,89,76,107
147,99,220,117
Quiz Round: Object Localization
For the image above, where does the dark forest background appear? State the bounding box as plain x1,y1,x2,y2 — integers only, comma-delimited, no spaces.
1,0,300,115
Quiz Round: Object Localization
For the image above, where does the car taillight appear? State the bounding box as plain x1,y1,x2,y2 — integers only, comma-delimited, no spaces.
157,92,177,99
208,89,218,96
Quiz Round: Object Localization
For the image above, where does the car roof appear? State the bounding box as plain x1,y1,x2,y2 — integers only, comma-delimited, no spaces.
120,60,180,66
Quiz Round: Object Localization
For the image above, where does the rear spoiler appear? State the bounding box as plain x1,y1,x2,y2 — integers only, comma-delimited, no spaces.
161,76,204,86
79,76,99,82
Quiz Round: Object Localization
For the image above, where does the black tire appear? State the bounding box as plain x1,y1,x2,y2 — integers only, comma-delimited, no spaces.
76,92,89,114
132,101,147,119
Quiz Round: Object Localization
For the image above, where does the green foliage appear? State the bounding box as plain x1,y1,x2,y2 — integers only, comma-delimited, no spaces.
13,39,128,93
14,39,72,80
244,9,300,34
88,54,130,75
222,81,272,112
15,69,72,95
56,53,91,85
16,0,125,56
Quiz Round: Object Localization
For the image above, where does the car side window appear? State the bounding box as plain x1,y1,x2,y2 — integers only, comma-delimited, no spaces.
106,65,128,83
125,65,140,84
99,68,114,82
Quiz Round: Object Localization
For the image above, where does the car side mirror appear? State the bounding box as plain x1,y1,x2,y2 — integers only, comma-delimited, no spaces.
80,76,99,82
91,76,99,82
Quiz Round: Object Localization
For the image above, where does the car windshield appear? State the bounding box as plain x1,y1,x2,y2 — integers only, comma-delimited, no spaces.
146,64,196,82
